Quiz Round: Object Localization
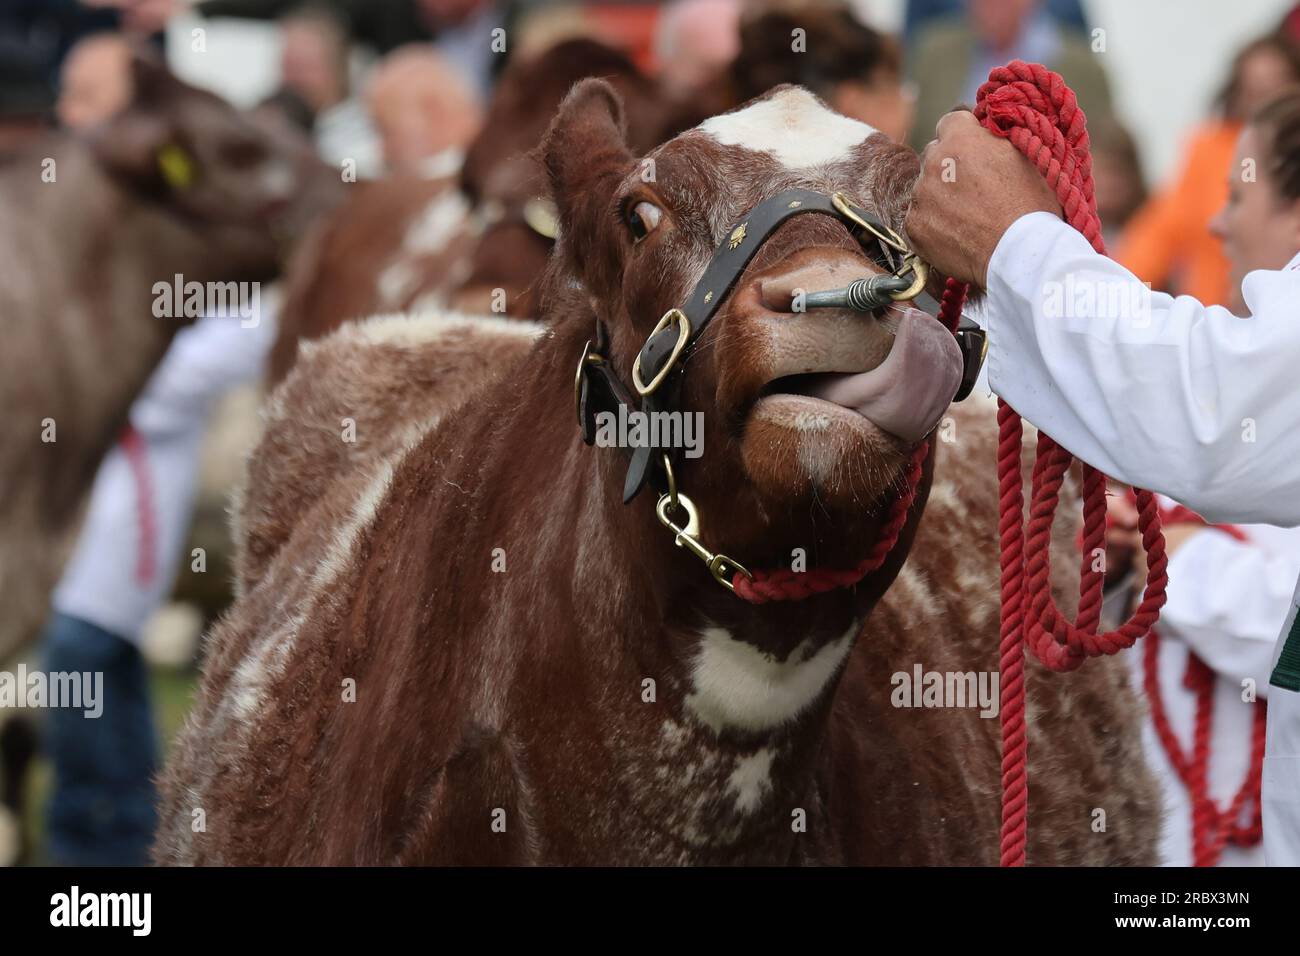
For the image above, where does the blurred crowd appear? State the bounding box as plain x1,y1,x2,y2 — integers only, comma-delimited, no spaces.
6,0,1298,301
2,0,1300,869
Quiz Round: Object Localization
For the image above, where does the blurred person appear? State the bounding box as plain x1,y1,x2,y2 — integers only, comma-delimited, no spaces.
43,304,280,866
0,40,54,156
56,32,134,131
82,0,178,36
365,44,481,177
0,0,121,86
1210,91,1300,307
421,0,505,98
1094,93,1300,866
1089,119,1147,249
903,0,1088,43
654,0,740,99
906,0,1113,152
731,1,914,143
1123,492,1300,866
199,0,516,87
279,4,381,177
1117,34,1300,309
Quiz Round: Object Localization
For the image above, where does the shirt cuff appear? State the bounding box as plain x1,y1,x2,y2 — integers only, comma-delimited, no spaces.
985,211,1072,295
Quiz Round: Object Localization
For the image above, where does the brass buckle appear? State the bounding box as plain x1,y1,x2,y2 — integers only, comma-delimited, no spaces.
655,492,753,593
573,339,604,426
632,308,692,397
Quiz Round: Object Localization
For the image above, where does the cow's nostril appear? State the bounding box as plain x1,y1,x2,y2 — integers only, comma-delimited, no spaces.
758,276,800,313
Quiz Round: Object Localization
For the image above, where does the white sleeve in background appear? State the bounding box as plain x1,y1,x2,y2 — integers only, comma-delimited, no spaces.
131,289,280,436
1157,526,1300,691
985,212,1300,526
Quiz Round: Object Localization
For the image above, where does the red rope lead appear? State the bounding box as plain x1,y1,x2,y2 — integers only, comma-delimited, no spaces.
1136,506,1265,866
120,424,157,586
945,61,1168,865
1145,633,1268,865
733,443,928,603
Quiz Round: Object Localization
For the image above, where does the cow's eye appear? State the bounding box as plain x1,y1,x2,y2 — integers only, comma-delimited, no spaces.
627,200,662,241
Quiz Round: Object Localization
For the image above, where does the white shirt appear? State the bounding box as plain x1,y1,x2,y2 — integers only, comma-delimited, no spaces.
985,211,1300,865
53,296,278,642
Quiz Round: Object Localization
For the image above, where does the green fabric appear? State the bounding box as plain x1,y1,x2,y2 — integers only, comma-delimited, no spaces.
1271,611,1300,692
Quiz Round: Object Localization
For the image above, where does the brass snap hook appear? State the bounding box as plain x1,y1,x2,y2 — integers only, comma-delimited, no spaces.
655,492,753,593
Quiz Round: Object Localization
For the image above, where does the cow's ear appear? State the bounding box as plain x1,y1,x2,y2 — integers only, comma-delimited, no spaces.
541,79,635,285
90,109,174,191
90,56,192,191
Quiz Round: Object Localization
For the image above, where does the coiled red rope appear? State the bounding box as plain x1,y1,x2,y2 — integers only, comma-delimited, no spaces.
1127,499,1266,865
954,62,1169,865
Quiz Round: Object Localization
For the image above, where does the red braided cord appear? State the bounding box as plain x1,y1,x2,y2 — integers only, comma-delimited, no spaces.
120,424,157,586
1135,506,1265,866
733,443,928,603
1144,634,1268,865
939,62,1169,865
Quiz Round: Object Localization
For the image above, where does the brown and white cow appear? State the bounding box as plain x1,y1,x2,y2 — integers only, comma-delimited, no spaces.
157,83,1159,865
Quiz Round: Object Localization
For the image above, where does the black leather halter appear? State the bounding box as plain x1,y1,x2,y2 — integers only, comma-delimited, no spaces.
574,187,986,505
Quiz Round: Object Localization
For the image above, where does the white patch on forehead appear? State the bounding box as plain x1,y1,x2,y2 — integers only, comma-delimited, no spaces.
698,87,878,170
685,623,857,733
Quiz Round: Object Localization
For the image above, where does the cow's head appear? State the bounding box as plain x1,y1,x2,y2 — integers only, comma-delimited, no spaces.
91,58,308,238
545,81,961,563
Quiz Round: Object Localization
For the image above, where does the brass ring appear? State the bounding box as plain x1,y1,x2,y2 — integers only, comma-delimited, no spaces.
831,191,910,254
632,308,692,396
662,454,678,513
709,554,753,592
889,257,929,302
573,340,603,427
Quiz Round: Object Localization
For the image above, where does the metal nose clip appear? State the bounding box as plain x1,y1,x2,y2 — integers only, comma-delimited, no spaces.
802,274,912,312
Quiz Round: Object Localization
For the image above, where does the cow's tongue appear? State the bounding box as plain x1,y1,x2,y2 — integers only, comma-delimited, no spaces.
805,312,964,442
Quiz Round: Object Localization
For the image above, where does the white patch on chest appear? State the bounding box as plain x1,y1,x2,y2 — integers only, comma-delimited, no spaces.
697,87,878,170
403,190,470,255
728,747,775,814
685,623,857,733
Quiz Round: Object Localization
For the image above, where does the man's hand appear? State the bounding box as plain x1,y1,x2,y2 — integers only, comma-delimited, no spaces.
906,111,1063,288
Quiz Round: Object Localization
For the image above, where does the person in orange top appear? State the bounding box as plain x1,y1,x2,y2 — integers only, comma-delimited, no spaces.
1115,34,1300,309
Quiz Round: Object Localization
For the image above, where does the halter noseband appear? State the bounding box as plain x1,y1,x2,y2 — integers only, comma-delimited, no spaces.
574,187,986,595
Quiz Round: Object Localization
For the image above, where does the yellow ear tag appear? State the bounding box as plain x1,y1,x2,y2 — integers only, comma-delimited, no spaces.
157,144,195,190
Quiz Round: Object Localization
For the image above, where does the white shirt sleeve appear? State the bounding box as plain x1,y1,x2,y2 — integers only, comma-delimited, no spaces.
985,212,1300,525
1158,526,1300,690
